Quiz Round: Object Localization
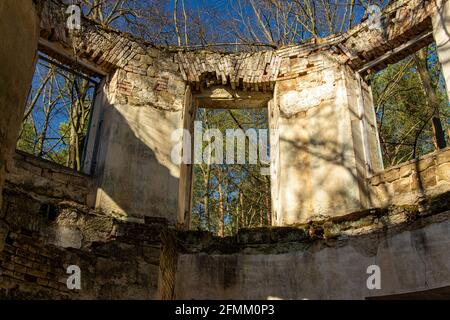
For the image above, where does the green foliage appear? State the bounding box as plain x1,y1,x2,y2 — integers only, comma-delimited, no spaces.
16,120,37,155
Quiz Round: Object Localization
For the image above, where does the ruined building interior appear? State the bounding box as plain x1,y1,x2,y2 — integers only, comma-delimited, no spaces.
0,0,450,299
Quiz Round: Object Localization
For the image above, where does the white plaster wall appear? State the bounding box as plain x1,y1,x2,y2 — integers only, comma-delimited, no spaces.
433,0,450,98
276,54,365,224
174,213,450,299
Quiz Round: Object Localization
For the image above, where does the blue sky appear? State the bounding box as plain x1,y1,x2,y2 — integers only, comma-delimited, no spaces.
97,0,392,46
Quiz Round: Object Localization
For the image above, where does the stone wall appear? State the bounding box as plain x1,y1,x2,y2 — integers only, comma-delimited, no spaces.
37,0,188,223
1,150,449,299
1,0,450,301
369,147,450,208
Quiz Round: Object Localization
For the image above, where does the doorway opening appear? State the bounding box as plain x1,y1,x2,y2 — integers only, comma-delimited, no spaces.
190,106,272,237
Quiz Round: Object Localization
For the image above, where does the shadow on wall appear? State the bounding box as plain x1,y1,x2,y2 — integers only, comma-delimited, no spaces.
371,147,450,208
283,131,450,214
92,98,181,223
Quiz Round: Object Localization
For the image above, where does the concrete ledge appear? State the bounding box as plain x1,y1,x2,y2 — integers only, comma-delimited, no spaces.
176,190,450,255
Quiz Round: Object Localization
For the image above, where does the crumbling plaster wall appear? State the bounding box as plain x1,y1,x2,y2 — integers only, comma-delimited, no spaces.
1,148,449,300
1,0,450,301
177,47,386,225
88,48,187,224
37,0,189,223
87,44,383,226
0,195,165,300
274,53,382,225
0,1,178,297
0,0,40,215
31,0,450,228
4,0,450,228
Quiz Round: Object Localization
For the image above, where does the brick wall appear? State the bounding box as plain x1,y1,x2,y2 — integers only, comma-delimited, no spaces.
0,152,166,299
0,188,166,299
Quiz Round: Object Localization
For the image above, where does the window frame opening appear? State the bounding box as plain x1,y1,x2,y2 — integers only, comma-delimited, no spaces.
16,48,103,174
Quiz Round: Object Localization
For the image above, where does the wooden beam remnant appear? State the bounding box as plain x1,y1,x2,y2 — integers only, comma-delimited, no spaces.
357,31,434,74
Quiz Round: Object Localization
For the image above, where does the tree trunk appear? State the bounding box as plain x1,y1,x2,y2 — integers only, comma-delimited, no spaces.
67,123,77,169
414,49,447,150
37,84,54,157
217,168,225,237
37,109,51,157
236,191,240,233
203,164,210,230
